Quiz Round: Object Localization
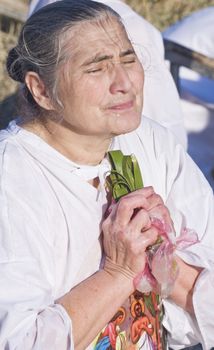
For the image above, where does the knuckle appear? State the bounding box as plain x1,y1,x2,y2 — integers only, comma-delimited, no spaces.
156,194,163,203
152,193,162,203
159,204,170,217
119,196,129,209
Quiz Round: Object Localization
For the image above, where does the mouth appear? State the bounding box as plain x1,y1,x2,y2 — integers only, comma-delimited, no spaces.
107,100,135,112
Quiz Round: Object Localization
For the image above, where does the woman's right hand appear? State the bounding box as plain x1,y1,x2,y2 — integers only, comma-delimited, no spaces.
102,187,161,283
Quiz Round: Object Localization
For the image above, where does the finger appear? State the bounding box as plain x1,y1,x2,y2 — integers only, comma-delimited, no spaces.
128,208,151,235
134,226,159,254
122,190,165,215
105,187,155,223
115,194,151,228
118,226,159,257
150,204,174,229
146,193,164,211
124,186,154,199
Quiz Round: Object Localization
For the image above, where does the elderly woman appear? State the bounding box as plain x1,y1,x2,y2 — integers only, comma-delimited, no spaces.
28,0,187,148
0,1,213,349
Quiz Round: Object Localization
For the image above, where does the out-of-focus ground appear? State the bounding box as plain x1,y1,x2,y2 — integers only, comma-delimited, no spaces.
128,0,214,30
0,0,27,127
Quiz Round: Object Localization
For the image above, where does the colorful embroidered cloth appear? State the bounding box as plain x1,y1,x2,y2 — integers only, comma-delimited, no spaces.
92,291,166,350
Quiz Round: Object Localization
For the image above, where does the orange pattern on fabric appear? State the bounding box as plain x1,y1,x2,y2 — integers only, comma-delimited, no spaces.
92,291,166,350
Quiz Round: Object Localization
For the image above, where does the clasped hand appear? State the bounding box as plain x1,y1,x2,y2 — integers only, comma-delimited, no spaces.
102,187,172,287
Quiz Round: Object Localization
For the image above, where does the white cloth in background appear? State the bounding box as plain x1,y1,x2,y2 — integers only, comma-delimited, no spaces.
163,6,214,58
163,6,214,106
163,6,214,190
28,0,187,148
0,118,214,349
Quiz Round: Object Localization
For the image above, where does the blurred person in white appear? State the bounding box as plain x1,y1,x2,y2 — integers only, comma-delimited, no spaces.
164,6,214,106
1,1,214,350
164,6,214,191
164,13,214,349
28,0,188,149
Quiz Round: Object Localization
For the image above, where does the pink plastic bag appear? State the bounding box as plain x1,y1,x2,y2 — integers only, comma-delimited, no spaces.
134,216,199,297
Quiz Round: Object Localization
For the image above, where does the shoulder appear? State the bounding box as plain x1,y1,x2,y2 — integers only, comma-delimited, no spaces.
0,123,50,206
0,124,56,260
136,116,181,154
0,125,25,177
116,116,188,198
0,123,37,180
116,115,182,164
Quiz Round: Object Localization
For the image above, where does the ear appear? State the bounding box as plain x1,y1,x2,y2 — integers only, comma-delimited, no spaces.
25,72,54,111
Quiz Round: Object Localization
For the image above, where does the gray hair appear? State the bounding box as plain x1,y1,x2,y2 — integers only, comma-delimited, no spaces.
6,0,121,121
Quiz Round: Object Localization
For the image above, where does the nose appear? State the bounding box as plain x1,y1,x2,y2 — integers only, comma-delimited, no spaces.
109,63,132,94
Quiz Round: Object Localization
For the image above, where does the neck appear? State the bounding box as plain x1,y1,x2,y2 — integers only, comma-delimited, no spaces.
24,119,112,166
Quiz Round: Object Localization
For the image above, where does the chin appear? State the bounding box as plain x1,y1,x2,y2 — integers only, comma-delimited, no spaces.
115,113,141,135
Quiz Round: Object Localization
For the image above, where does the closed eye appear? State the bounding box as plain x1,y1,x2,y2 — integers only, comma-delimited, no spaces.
85,63,106,74
122,56,137,64
86,68,103,73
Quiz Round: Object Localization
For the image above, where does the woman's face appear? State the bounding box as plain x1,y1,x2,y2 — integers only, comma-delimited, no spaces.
57,15,144,139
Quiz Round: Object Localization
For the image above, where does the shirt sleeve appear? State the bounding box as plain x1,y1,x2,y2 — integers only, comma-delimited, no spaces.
163,267,214,350
0,255,73,349
0,161,73,349
193,268,214,350
156,127,214,348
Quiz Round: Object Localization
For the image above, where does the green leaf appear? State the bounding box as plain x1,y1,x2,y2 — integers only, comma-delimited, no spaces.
108,150,124,175
122,155,135,191
107,150,144,201
131,154,144,189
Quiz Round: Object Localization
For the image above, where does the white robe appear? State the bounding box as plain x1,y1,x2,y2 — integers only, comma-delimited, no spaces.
0,117,213,349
